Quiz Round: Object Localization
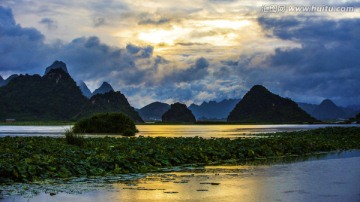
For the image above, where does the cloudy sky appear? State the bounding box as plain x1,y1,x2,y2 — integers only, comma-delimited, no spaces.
0,0,359,108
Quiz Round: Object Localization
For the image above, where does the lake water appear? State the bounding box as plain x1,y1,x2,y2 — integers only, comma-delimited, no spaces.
2,151,360,202
0,124,358,138
1,125,359,201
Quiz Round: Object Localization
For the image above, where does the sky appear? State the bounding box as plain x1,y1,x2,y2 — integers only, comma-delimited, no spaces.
0,0,360,108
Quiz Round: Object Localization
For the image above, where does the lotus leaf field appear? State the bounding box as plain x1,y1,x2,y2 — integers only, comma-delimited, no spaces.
0,127,359,183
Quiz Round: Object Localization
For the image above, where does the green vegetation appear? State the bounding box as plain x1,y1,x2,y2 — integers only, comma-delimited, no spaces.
73,113,138,136
0,127,359,183
64,129,85,147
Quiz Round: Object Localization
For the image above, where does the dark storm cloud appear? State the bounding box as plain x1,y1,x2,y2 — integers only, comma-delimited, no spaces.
58,36,135,78
220,16,360,105
164,57,210,83
258,16,359,43
137,12,173,26
93,16,106,27
0,6,16,26
215,66,233,78
175,42,209,46
0,7,47,73
126,44,141,54
126,44,153,58
39,18,58,30
0,6,151,83
220,60,238,67
138,18,170,25
0,6,212,92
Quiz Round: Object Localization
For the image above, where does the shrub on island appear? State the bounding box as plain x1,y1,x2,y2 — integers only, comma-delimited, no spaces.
73,113,138,136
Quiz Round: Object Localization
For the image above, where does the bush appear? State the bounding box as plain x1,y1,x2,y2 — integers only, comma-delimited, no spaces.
72,113,138,136
64,128,85,147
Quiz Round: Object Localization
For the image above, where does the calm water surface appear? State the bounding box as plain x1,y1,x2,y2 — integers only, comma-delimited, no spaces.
1,125,359,201
0,124,358,138
2,151,360,202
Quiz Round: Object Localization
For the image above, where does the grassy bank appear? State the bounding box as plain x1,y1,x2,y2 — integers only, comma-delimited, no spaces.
0,127,359,183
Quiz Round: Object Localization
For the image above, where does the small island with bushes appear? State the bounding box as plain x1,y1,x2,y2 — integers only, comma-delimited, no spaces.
72,113,138,136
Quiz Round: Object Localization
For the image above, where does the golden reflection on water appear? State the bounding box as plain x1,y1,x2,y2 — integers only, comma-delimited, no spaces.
3,153,360,202
110,165,266,202
0,124,347,138
96,155,360,202
135,124,322,138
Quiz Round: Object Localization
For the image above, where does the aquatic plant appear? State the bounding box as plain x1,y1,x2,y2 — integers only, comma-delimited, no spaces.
64,128,85,147
0,127,359,183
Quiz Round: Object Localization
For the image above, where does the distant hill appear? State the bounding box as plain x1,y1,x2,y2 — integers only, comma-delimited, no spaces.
189,99,240,120
297,102,318,115
0,68,87,121
92,82,114,96
77,81,92,98
75,91,143,123
6,74,19,83
44,60,69,75
312,99,348,121
298,101,358,121
0,75,4,87
0,61,142,122
347,105,360,112
344,105,360,118
162,102,196,123
227,85,317,123
0,74,19,87
138,102,170,121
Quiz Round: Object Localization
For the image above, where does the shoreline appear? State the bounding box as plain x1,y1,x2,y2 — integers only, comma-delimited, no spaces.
0,127,359,185
1,121,355,126
1,150,359,201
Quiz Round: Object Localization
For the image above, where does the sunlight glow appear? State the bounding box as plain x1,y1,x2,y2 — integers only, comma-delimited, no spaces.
138,27,188,45
196,19,251,29
136,19,251,47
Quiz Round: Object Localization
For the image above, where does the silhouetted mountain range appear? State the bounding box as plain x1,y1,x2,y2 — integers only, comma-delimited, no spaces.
0,68,87,121
0,61,142,122
75,91,143,123
1,61,358,123
298,100,358,121
312,99,347,120
162,102,196,123
76,80,115,98
189,99,240,120
0,74,18,87
44,60,69,75
0,76,4,86
77,81,92,98
297,102,318,114
227,85,317,123
92,82,114,96
138,102,170,121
